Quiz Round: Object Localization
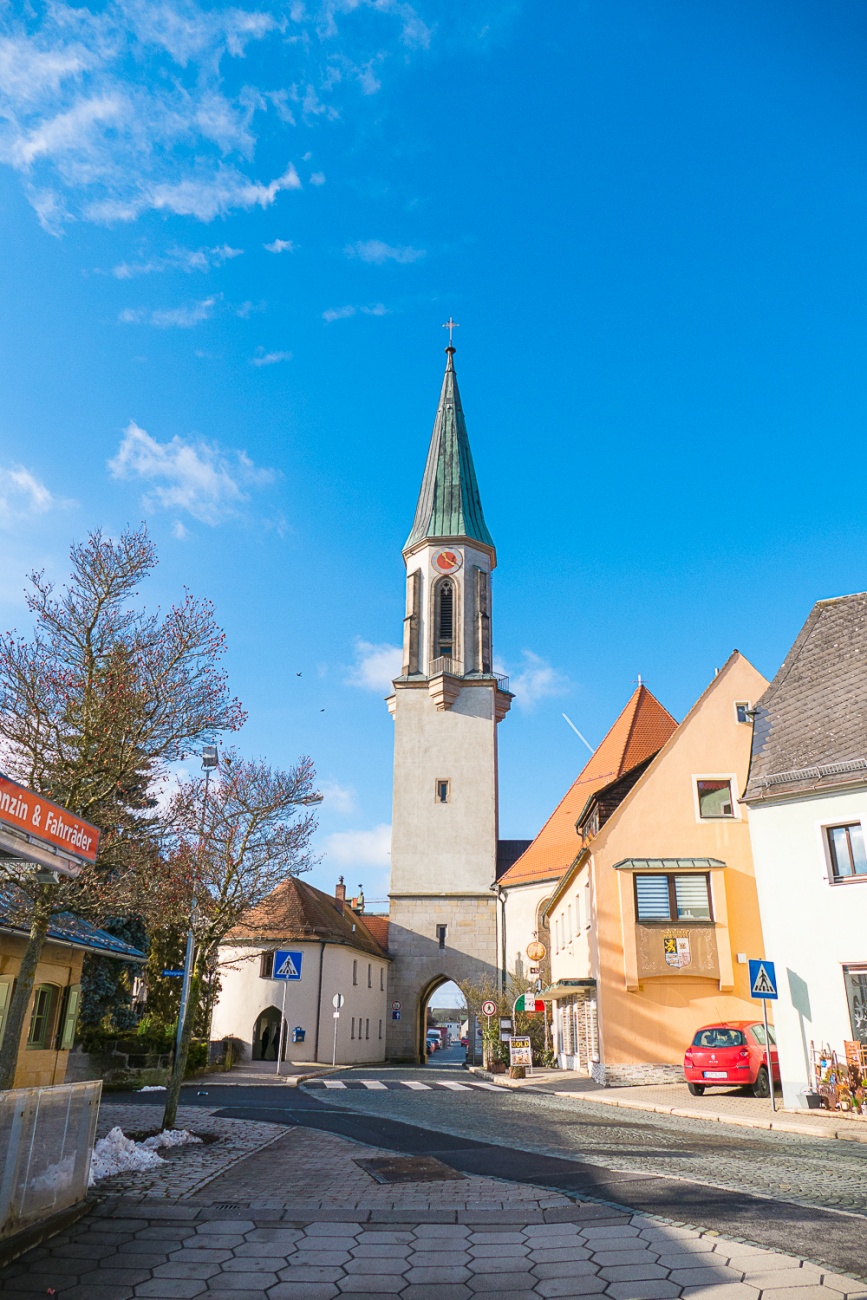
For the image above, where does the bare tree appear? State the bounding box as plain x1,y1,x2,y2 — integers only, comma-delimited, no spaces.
159,751,318,1129
0,526,244,1090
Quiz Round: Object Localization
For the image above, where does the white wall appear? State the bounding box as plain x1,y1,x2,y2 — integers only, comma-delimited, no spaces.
212,942,389,1064
749,787,867,1108
502,880,553,981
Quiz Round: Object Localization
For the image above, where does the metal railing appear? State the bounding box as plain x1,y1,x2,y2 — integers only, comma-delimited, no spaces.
427,659,510,693
0,1080,101,1240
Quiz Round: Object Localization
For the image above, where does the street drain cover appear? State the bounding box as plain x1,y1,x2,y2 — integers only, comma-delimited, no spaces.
355,1156,465,1184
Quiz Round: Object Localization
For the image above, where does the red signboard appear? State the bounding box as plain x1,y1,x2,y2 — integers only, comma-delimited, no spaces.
0,773,100,865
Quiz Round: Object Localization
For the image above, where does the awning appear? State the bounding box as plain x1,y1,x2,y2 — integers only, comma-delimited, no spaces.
539,978,596,1002
611,857,726,872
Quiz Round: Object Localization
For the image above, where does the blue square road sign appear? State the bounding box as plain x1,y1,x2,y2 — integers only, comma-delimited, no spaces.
748,959,778,1000
273,950,303,980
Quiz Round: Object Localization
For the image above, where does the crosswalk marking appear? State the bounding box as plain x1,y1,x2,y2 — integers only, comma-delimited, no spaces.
304,1077,506,1093
402,1080,431,1090
463,1081,503,1090
358,1080,388,1089
435,1081,471,1090
322,1080,347,1089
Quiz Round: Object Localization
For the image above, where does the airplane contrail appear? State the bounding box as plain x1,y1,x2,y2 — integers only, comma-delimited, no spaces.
562,714,595,753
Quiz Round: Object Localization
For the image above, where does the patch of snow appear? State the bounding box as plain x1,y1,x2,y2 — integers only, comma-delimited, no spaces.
89,1126,164,1185
138,1084,166,1091
142,1129,202,1150
29,1153,76,1196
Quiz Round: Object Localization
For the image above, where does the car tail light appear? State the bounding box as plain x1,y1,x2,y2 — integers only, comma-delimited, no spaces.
684,1052,694,1064
739,1048,749,1058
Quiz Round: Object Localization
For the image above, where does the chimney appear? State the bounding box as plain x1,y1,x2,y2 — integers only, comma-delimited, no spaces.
335,876,346,913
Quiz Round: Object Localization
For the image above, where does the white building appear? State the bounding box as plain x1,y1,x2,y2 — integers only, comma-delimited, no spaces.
744,592,867,1109
211,876,390,1065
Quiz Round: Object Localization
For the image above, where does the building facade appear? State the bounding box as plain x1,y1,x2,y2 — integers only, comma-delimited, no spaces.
212,876,390,1065
545,652,769,1084
385,344,512,1061
498,686,677,995
744,593,867,1109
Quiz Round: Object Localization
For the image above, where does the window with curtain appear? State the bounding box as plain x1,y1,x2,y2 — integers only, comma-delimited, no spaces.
635,874,712,922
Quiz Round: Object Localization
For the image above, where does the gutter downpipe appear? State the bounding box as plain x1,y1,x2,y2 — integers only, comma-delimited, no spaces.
313,940,326,1062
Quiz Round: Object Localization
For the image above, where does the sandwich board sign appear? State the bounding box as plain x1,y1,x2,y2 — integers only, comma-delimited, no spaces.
273,950,303,980
749,959,778,1000
509,1036,533,1068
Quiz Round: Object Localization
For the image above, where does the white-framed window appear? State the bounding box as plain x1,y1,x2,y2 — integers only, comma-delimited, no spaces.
584,881,591,928
826,822,867,882
567,905,572,942
367,963,372,988
634,873,713,922
695,776,736,819
352,960,358,986
734,701,752,724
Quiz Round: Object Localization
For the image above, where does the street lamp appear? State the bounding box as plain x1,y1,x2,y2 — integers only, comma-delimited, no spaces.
175,745,220,1055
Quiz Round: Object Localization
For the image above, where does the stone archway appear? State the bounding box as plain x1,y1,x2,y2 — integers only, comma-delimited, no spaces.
252,1006,283,1061
416,974,469,1065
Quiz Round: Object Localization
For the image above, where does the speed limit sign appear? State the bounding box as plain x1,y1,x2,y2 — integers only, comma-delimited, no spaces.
481,1000,497,1017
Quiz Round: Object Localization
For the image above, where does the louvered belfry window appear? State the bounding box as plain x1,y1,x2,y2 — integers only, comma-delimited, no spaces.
437,580,454,657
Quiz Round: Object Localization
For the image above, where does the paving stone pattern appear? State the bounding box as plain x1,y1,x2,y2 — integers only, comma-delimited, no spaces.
3,1202,866,1299
315,1076,867,1215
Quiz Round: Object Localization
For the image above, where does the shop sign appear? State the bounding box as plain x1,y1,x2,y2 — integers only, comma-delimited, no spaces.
509,1036,533,1067
0,773,100,865
663,934,691,969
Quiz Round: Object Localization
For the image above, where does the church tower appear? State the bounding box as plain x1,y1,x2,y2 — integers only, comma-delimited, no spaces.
386,340,512,1061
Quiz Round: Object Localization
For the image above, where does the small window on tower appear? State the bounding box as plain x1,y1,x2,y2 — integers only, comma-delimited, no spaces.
436,924,447,950
437,580,454,658
436,779,450,804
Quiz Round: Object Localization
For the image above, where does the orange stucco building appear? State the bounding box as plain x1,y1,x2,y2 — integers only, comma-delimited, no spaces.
545,652,769,1084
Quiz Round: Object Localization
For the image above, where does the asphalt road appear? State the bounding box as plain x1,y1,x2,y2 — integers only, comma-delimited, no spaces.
113,1064,867,1277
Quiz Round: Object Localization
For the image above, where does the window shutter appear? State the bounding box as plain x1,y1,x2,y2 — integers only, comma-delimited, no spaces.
674,875,711,920
635,875,671,920
58,985,81,1051
0,979,12,1048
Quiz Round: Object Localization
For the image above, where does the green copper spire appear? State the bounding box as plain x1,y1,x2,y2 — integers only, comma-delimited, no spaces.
404,346,495,554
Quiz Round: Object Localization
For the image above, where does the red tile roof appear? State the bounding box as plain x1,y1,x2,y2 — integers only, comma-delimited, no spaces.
361,915,390,952
498,686,677,888
227,875,388,959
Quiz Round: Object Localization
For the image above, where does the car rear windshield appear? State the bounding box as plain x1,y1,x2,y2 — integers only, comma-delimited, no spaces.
691,1028,745,1048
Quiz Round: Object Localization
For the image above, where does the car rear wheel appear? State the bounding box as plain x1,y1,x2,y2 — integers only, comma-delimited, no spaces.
687,1082,705,1096
752,1066,770,1098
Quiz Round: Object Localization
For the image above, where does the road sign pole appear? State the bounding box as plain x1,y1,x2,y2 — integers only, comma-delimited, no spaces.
276,978,288,1078
332,1013,339,1068
763,998,775,1112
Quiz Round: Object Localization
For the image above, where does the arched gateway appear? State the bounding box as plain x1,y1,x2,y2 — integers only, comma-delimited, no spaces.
385,343,513,1063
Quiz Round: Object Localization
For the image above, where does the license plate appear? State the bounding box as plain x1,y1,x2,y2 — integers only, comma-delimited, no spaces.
703,1070,727,1078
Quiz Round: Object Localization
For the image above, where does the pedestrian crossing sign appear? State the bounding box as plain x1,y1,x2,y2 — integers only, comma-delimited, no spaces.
748,959,778,1000
273,950,303,980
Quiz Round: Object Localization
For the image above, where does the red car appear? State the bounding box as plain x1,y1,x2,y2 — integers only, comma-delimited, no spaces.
684,1022,780,1098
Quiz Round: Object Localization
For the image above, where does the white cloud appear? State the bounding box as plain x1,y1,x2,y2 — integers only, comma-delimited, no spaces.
346,639,402,693
111,243,243,277
322,302,389,322
0,465,57,525
508,651,570,710
309,171,326,186
0,3,434,232
172,520,189,540
251,349,292,366
264,237,294,253
108,419,277,524
322,823,391,868
345,239,425,264
323,305,356,322
319,779,357,815
119,296,218,328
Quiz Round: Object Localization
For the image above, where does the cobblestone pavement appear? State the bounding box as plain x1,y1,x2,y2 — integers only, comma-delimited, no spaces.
301,1070,867,1216
2,1116,866,1299
94,1104,288,1200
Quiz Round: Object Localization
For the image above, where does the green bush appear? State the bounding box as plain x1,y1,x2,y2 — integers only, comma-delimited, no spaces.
184,1039,209,1076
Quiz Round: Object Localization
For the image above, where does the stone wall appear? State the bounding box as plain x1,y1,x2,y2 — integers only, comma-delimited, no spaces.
386,894,498,1062
591,1060,685,1086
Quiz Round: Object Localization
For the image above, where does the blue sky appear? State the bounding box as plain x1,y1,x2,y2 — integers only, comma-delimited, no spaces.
2,0,867,904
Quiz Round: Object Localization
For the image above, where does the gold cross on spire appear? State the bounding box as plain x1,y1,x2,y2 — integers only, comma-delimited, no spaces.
442,317,459,346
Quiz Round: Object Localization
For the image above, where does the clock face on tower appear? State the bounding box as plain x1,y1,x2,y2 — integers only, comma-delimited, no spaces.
432,549,463,574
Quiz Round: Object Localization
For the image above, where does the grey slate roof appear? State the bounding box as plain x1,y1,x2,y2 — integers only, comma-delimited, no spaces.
0,887,146,961
404,348,495,553
743,591,867,802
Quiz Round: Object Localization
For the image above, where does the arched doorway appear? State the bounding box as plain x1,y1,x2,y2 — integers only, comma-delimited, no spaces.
252,1006,283,1061
418,977,469,1067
